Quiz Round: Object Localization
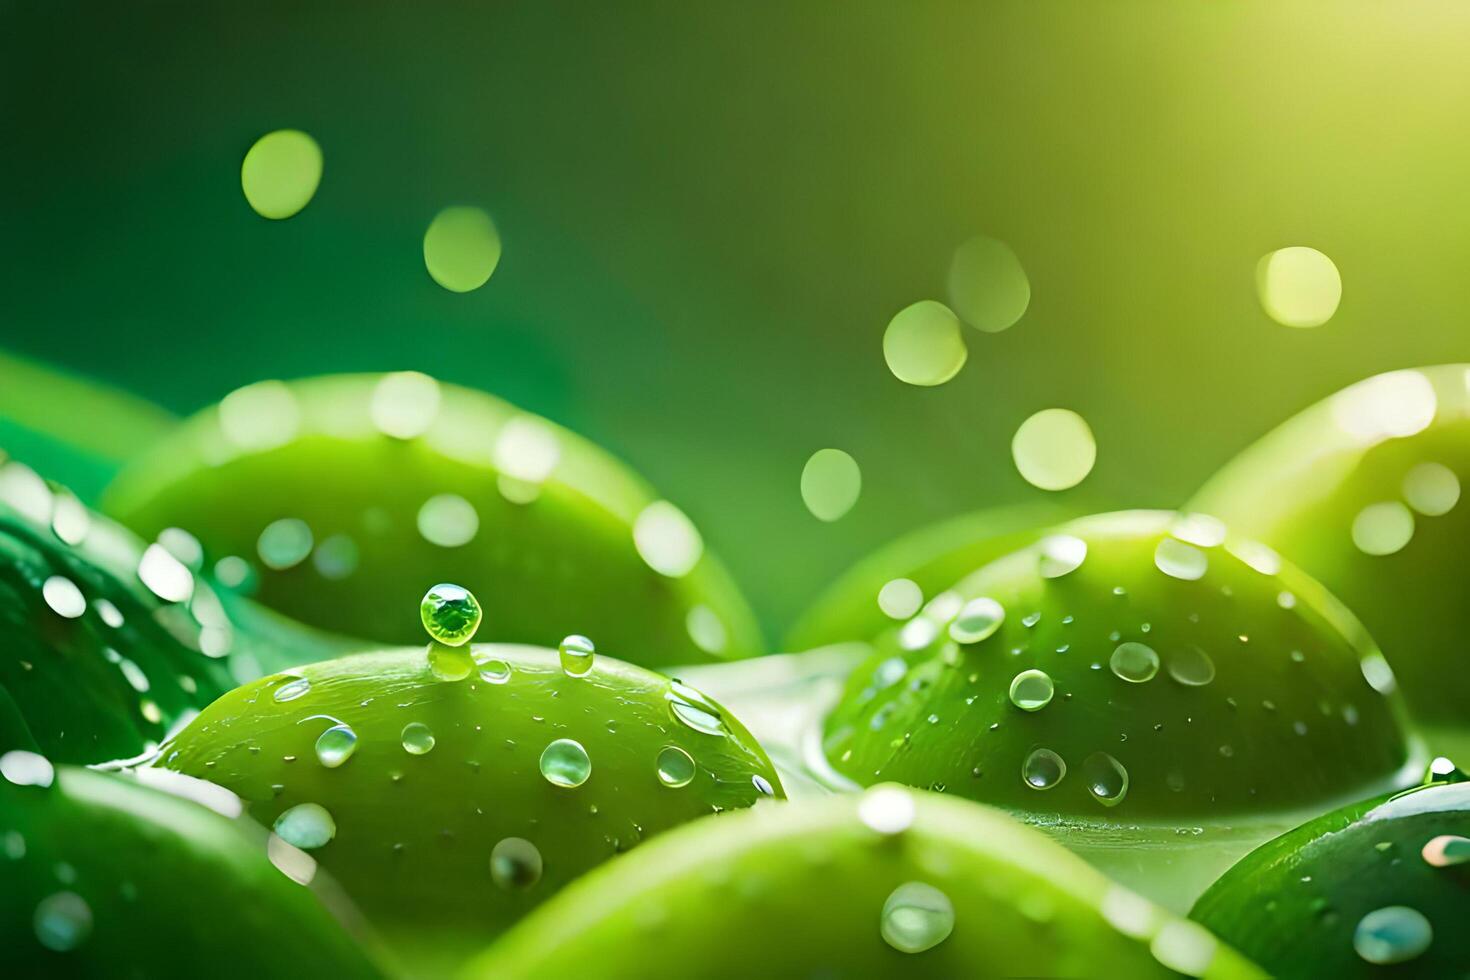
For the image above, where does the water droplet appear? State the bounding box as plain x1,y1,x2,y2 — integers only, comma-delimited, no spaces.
401,722,436,755
257,518,313,570
1022,748,1066,790
478,659,512,684
1154,537,1208,581
1256,246,1341,328
655,745,696,788
1354,906,1433,965
1352,502,1415,556
949,597,1005,644
315,724,358,768
1110,642,1160,683
1,750,55,788
752,774,775,796
1422,835,1470,868
423,206,502,292
33,892,92,952
947,234,1029,333
877,579,924,620
800,448,862,522
49,491,90,546
427,642,474,681
1166,646,1216,687
883,300,967,386
417,494,480,547
272,675,311,703
490,837,543,890
93,598,124,628
1402,462,1460,516
667,680,727,736
240,129,322,219
1012,409,1096,491
633,501,704,578
1082,752,1129,806
1008,669,1054,711
41,576,85,619
881,882,955,954
272,803,336,850
419,583,482,646
858,784,915,834
559,634,596,676
1037,534,1087,578
540,738,591,788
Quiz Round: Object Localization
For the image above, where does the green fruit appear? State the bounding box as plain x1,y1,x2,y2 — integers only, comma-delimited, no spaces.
785,503,1068,651
820,510,1419,908
464,786,1265,979
0,759,384,977
154,643,783,970
1192,777,1470,977
1192,365,1470,742
103,373,762,667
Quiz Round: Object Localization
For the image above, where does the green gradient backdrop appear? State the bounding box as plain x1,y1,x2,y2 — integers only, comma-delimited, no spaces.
4,2,1470,642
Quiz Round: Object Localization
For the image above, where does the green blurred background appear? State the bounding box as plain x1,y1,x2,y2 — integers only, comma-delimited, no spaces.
4,1,1470,644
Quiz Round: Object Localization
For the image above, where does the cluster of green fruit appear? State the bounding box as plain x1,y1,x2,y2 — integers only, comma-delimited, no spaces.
2,358,1468,978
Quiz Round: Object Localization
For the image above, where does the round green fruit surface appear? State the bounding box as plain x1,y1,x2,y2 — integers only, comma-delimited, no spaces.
1193,778,1470,978
153,643,782,970
465,786,1265,979
103,373,761,667
0,760,383,978
1192,365,1470,740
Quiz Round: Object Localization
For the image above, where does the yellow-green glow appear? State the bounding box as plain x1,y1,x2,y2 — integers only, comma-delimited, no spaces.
882,301,967,387
1401,462,1460,517
947,235,1030,333
800,448,861,522
1351,501,1414,556
1011,408,1096,491
423,206,502,293
240,130,323,220
1255,246,1341,328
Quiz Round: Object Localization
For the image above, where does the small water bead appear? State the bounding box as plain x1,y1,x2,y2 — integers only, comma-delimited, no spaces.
257,518,313,570
33,892,92,952
240,129,322,220
1402,462,1460,516
1011,408,1096,491
1022,748,1066,790
1008,670,1054,712
1352,502,1415,556
655,745,696,788
1082,752,1129,807
1110,642,1160,683
478,659,512,685
559,634,596,676
883,300,968,387
800,448,862,522
419,583,482,646
858,784,916,835
1422,834,1470,867
949,597,1005,644
314,724,358,768
540,739,592,788
1166,646,1216,687
878,578,924,620
1,750,55,788
41,576,85,619
401,722,436,755
1256,246,1341,329
273,803,336,850
490,837,543,890
1037,534,1087,578
273,676,311,703
1154,538,1208,581
881,882,956,954
667,680,727,736
1353,906,1433,965
752,774,775,796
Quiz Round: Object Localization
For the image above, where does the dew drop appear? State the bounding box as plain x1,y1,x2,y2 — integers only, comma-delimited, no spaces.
478,659,512,685
401,722,436,755
1022,748,1066,790
272,676,311,703
858,784,915,835
881,882,955,954
41,576,85,619
419,583,482,646
1354,906,1432,965
33,892,92,952
314,724,358,768
949,597,1005,644
667,680,727,736
490,837,543,890
1154,537,1208,581
1082,752,1129,807
1037,534,1087,578
655,745,696,788
540,738,591,788
1,750,55,788
1008,669,1054,711
273,803,336,849
1166,646,1216,687
1110,642,1160,683
559,634,596,676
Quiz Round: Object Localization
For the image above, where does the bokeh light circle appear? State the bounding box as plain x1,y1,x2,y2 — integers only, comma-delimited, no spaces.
1011,408,1096,491
947,235,1030,332
800,448,861,522
882,301,967,387
423,206,502,293
1256,246,1341,328
240,130,323,220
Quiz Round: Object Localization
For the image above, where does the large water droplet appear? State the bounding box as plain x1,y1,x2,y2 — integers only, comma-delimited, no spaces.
949,597,1005,644
401,722,436,755
1008,669,1054,711
883,300,967,387
1082,752,1129,807
273,676,311,703
1166,646,1216,687
1110,642,1160,683
1422,835,1470,868
478,658,512,685
655,745,696,788
41,576,85,619
881,882,955,954
273,803,336,850
1353,906,1433,965
419,583,482,646
1037,534,1087,578
315,724,358,768
559,634,596,676
1022,748,1066,790
490,837,543,890
1,750,55,788
540,738,591,788
33,892,92,952
858,784,916,835
1154,538,1208,581
667,680,727,736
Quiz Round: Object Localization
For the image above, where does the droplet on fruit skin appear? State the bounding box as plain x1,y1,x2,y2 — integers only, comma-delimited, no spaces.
655,745,696,788
419,584,482,646
272,803,336,850
401,722,436,755
1037,534,1087,578
540,739,592,788
1154,537,1208,581
1110,642,1160,683
1353,906,1433,965
490,837,543,890
1008,669,1055,711
1082,752,1129,807
949,597,1005,644
314,723,358,768
1022,748,1066,790
1166,646,1216,687
559,635,596,676
273,676,311,703
881,881,956,954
